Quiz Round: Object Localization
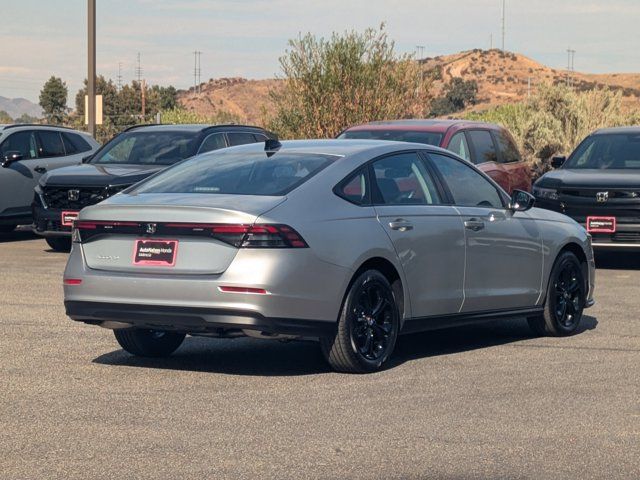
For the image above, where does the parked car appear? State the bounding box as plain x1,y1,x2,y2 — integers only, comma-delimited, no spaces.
533,127,640,248
338,119,531,193
33,123,276,251
63,139,594,373
0,124,99,233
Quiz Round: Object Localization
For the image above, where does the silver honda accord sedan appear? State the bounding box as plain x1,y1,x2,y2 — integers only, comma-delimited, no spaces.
64,139,595,373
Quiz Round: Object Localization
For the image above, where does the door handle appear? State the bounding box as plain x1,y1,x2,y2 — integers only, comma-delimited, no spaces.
464,218,485,231
34,166,47,173
389,219,414,231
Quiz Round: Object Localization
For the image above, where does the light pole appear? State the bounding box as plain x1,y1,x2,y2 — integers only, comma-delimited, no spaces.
87,0,96,137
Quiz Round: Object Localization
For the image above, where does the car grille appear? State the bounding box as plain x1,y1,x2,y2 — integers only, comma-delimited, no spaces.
591,231,640,243
561,188,640,199
42,186,127,209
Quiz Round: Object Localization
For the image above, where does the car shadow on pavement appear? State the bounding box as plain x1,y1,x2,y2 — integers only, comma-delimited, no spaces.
93,315,598,376
0,227,39,243
595,251,640,270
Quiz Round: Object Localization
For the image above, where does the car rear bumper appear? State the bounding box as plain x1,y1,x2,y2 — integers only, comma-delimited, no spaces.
65,300,336,337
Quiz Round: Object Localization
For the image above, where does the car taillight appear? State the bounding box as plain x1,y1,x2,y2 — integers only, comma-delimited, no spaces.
72,221,308,248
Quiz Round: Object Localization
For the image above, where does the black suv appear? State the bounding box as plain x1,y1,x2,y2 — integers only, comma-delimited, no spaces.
533,127,640,249
33,124,276,251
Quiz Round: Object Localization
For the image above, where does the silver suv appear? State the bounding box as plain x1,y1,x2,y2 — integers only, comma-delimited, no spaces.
0,124,99,233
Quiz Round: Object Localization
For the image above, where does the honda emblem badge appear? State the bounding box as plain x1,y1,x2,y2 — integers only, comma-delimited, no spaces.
145,223,157,234
596,191,609,203
67,189,80,201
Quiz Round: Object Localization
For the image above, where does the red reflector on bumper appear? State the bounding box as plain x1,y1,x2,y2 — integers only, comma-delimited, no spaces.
218,286,267,295
63,278,83,285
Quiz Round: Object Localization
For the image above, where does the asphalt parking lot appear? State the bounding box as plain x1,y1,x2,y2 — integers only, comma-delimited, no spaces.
1,229,638,480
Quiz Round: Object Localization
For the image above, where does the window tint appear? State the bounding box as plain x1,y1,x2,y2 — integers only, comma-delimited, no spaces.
429,153,503,208
468,130,498,164
447,132,471,161
340,129,443,147
62,132,92,154
133,151,337,196
227,132,258,146
371,153,441,205
336,169,368,205
90,131,199,165
564,133,640,169
198,133,226,154
494,130,520,163
37,131,65,158
0,131,38,159
253,134,268,142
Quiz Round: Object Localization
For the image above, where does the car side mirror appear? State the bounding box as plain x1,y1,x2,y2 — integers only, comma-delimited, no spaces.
81,154,93,163
509,189,535,212
551,156,566,168
1,151,23,168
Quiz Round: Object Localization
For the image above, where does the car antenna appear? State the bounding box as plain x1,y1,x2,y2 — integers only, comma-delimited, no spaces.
264,138,282,157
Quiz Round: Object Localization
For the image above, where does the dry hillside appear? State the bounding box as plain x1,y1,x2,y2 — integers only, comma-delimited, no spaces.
178,50,640,123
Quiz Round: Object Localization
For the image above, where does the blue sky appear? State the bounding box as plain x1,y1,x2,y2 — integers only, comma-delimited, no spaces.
2,0,640,102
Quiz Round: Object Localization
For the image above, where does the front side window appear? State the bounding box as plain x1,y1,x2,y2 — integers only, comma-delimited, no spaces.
339,129,443,147
429,153,504,208
62,133,92,154
0,131,38,159
564,133,640,169
447,132,471,161
90,131,199,165
198,133,226,154
132,150,337,196
371,152,441,205
37,131,65,158
494,130,521,163
468,130,498,164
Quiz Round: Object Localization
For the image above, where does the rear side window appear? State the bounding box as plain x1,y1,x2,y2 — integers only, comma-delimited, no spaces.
429,153,503,208
227,132,258,146
0,131,38,159
468,130,498,164
447,132,471,161
37,131,65,158
198,133,226,153
339,129,443,146
335,168,368,205
371,152,441,205
493,130,520,163
133,151,337,196
62,132,93,154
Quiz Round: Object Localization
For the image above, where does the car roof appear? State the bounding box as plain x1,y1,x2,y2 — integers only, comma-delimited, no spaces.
0,124,93,136
213,138,446,157
592,126,640,135
123,123,269,133
343,119,500,134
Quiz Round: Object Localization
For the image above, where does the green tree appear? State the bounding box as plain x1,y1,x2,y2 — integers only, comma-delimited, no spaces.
0,110,12,123
15,113,38,123
39,76,68,124
268,24,431,139
430,77,478,116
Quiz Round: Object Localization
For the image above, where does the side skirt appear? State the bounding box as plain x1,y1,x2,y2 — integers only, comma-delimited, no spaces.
400,306,544,335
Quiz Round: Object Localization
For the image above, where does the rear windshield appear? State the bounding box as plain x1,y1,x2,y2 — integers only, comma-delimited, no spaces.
339,129,443,146
132,150,338,196
565,133,640,169
91,131,200,166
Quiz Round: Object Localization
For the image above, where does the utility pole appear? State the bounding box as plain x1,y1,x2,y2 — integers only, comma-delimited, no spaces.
193,50,202,95
501,0,506,52
566,47,576,87
415,45,425,60
135,52,143,84
528,77,531,97
87,0,96,137
141,79,146,121
490,33,493,50
117,62,123,90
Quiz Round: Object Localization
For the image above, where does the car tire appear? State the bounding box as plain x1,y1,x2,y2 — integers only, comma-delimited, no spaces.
528,251,585,337
0,224,16,234
45,237,72,252
113,329,185,357
320,270,400,373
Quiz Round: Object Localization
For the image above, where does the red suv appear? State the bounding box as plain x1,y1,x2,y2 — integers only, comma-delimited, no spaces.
338,120,531,193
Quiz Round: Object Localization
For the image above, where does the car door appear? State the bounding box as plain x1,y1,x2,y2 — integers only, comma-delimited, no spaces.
492,128,531,192
370,151,466,317
467,129,512,193
427,152,543,312
0,129,46,217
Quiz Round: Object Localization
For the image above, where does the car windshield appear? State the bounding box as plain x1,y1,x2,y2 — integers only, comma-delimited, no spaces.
90,131,200,165
131,150,338,196
339,129,443,146
564,133,640,169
